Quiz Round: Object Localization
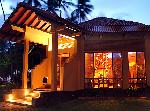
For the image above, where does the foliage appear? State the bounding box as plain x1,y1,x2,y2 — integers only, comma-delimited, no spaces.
45,0,75,18
0,82,15,90
0,39,11,78
71,0,93,23
23,0,42,7
0,39,23,88
0,0,6,21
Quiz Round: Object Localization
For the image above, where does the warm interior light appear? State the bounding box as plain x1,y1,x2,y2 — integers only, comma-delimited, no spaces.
25,26,52,49
25,89,29,96
129,62,136,67
58,34,75,49
32,91,40,98
6,94,14,102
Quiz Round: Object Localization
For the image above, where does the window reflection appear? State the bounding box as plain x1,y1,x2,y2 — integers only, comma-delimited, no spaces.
85,52,146,89
128,52,146,88
85,52,122,88
85,53,93,78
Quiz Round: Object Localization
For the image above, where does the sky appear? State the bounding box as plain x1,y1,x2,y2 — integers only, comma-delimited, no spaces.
0,0,150,27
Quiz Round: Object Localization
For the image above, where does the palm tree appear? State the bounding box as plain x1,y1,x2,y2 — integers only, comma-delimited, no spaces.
46,0,58,14
57,0,75,17
23,0,42,7
46,0,75,17
0,0,5,21
71,0,93,23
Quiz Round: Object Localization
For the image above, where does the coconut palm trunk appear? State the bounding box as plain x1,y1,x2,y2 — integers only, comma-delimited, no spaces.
0,0,6,21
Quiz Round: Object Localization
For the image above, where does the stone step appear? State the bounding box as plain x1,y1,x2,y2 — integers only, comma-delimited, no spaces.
6,98,32,106
5,91,41,106
27,91,40,99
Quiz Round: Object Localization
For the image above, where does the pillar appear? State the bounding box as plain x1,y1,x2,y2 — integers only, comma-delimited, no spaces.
51,29,58,91
22,40,29,89
60,57,64,91
122,51,129,89
145,36,150,86
45,44,51,87
80,34,85,90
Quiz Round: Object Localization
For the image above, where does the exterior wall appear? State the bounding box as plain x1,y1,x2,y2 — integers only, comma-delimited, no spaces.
25,27,52,47
63,37,84,91
145,35,150,86
83,32,146,89
64,55,80,91
84,32,144,52
31,58,50,89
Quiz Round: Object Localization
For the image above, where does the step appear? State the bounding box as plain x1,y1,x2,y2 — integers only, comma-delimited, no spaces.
27,91,40,98
6,98,32,106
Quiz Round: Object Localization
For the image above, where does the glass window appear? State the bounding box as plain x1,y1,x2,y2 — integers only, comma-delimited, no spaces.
85,53,94,78
137,52,145,78
128,52,146,88
84,52,146,89
128,52,137,79
93,53,113,88
94,53,113,79
113,53,122,88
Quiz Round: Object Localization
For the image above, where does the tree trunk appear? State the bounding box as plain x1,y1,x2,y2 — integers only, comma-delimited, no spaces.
0,0,6,21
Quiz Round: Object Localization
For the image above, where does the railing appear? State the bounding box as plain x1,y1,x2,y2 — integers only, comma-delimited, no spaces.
84,78,123,89
128,78,147,89
85,77,147,89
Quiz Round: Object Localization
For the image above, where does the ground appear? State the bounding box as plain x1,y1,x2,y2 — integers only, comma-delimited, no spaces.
1,98,150,111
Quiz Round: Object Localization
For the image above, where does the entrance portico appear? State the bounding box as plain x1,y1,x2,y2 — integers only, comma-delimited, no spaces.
0,2,82,105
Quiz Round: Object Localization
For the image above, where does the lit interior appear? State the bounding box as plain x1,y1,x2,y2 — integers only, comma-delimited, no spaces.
12,25,76,52
58,34,75,50
94,53,112,79
25,26,52,46
128,52,145,85
85,52,145,89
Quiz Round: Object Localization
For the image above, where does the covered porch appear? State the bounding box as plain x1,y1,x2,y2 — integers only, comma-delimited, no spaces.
0,2,83,105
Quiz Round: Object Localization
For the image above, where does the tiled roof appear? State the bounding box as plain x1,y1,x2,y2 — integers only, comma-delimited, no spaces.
0,2,81,41
79,17,149,32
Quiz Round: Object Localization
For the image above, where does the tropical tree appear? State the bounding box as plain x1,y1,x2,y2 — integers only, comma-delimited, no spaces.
46,0,58,14
71,0,93,23
23,0,42,7
45,0,75,17
0,39,11,79
57,0,75,17
0,0,5,21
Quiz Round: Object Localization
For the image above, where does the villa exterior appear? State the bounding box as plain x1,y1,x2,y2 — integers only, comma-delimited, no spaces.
0,2,150,105
80,17,150,90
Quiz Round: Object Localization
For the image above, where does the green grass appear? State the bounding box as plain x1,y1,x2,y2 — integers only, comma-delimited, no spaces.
1,98,150,111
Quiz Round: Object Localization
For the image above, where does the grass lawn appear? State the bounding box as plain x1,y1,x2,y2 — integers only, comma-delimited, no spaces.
1,98,150,111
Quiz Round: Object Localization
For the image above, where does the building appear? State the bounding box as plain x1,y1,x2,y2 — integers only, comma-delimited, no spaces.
80,17,150,89
0,2,150,105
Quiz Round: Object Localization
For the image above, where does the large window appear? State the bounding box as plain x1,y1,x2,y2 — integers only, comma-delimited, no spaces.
113,53,122,88
128,52,146,88
85,52,146,89
85,52,122,88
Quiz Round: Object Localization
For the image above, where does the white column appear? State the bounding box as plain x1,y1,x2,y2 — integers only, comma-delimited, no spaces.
22,40,29,89
122,51,129,89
